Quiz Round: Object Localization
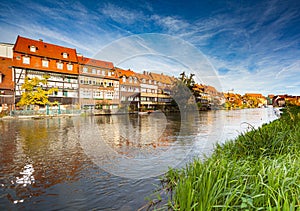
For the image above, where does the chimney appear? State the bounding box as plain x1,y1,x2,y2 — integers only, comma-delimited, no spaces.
39,39,43,42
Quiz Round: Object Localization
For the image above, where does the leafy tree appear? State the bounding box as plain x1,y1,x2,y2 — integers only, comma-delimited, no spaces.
17,75,58,108
179,71,195,90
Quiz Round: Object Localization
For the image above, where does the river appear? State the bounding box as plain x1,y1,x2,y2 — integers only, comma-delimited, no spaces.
0,108,278,210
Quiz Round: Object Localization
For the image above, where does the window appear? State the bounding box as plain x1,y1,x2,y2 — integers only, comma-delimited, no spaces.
149,80,151,84
134,77,137,84
84,77,89,84
97,69,101,75
102,70,106,76
0,73,2,83
30,46,36,52
83,67,88,73
62,52,68,58
57,62,63,69
63,91,68,97
23,56,30,64
129,77,132,83
108,71,111,76
96,79,100,85
42,59,49,67
67,63,73,71
92,69,96,74
122,76,126,82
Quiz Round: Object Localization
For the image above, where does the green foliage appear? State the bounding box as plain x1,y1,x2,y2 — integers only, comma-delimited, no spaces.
179,71,195,90
17,75,58,107
162,106,300,210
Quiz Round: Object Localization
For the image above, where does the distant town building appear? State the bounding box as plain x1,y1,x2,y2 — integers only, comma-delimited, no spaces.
1,35,284,113
135,71,158,110
78,55,119,109
149,72,174,106
273,95,286,107
244,93,267,107
115,68,140,111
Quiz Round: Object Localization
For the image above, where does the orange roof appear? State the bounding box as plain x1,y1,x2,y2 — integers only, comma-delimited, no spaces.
0,57,13,90
194,84,205,89
115,67,135,77
150,72,173,84
245,93,264,98
135,72,153,81
78,56,114,69
13,35,78,62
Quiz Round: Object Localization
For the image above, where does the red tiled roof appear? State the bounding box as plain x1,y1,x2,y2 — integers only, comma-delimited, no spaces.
13,35,78,62
115,67,135,77
78,56,114,69
245,93,264,98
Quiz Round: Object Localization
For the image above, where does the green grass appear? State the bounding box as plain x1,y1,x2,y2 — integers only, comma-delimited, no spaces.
162,106,300,210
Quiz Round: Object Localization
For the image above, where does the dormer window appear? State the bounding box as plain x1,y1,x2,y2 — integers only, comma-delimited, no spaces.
129,77,132,83
67,63,73,71
57,61,63,69
122,76,126,82
149,80,151,84
134,77,137,84
23,56,30,64
62,52,68,59
30,46,37,52
142,78,146,83
42,59,49,67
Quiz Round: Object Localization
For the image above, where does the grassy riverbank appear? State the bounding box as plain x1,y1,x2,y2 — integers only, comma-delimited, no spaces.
162,106,300,210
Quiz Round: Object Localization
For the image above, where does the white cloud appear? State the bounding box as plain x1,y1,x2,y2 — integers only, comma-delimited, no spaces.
100,3,144,25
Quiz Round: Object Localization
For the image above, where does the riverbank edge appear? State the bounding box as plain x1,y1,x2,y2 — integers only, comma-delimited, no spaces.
0,113,81,120
159,105,300,210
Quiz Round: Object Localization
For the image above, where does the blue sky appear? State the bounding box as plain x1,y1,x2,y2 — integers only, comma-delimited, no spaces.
0,0,299,95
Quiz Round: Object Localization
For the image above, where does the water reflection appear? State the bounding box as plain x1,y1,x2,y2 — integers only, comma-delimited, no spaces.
76,110,202,179
0,118,89,209
0,108,278,210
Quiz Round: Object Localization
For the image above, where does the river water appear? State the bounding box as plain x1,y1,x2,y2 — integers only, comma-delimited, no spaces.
0,108,278,210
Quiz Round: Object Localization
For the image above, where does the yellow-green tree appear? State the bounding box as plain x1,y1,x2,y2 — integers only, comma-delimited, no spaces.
17,75,58,108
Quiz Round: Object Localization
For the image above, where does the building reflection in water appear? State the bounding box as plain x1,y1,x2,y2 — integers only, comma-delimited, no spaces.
0,118,89,206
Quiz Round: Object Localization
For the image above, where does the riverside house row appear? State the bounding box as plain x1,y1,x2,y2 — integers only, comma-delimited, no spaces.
0,35,176,112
